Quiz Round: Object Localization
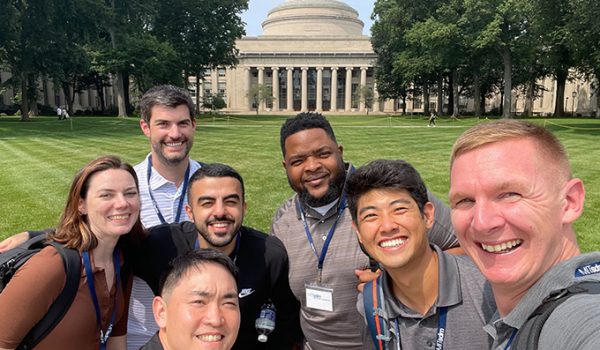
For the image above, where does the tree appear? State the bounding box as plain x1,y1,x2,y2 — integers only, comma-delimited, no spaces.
246,84,274,115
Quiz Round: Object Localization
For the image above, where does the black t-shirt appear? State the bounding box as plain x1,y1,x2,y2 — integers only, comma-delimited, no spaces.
133,222,302,350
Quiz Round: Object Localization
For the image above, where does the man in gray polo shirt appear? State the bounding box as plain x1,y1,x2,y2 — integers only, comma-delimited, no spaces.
346,159,495,349
271,112,461,349
449,120,600,349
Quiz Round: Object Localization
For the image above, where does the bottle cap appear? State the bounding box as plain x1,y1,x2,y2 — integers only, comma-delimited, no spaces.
258,334,268,343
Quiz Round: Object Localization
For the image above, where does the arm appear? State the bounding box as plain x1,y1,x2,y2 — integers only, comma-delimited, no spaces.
0,248,65,348
0,232,31,252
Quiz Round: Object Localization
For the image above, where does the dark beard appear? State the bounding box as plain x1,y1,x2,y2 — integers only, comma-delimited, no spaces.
300,171,346,207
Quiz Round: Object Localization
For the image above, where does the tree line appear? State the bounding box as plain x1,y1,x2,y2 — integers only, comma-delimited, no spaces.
371,0,600,118
0,0,248,120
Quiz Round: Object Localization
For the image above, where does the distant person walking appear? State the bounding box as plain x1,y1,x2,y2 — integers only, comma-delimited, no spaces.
56,107,62,120
428,112,437,127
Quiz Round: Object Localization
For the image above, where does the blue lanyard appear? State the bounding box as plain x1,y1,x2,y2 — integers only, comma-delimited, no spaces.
82,249,121,350
392,306,448,350
298,195,347,284
146,155,190,224
195,232,242,264
504,329,517,350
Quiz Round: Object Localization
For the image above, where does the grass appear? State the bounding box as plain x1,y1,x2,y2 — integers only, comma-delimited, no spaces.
1,114,599,251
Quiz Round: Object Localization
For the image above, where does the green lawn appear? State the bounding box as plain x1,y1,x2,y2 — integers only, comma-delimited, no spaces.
1,115,599,251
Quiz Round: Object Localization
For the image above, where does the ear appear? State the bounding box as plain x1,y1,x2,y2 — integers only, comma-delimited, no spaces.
78,198,87,215
351,221,363,244
561,178,585,224
184,203,194,221
338,144,344,157
153,296,168,329
281,159,287,169
423,202,435,229
242,201,248,217
140,118,151,138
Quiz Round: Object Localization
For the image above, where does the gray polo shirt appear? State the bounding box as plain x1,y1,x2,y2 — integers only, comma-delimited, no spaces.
358,245,496,350
271,163,459,350
485,252,600,350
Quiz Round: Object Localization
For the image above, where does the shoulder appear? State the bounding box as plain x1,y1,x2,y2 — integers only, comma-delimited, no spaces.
242,227,287,256
271,196,297,224
538,290,600,349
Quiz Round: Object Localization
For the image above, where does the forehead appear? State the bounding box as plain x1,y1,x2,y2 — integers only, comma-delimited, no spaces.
190,176,243,197
87,168,135,189
149,104,192,122
357,188,414,208
284,128,336,153
173,263,237,296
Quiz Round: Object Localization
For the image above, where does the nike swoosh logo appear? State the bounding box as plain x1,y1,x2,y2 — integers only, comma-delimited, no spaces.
238,288,255,298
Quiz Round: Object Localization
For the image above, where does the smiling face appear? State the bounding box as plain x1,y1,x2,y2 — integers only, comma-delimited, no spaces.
78,168,141,242
185,176,246,253
449,137,583,299
353,188,433,271
140,104,196,166
282,128,346,207
155,262,240,350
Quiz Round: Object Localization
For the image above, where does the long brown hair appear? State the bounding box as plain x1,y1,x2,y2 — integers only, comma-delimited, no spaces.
49,156,145,251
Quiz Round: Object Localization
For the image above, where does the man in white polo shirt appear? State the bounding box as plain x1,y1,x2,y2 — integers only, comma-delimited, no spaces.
129,84,202,349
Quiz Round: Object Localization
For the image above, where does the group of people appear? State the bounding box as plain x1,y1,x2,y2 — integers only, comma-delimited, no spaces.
0,84,598,350
56,106,70,120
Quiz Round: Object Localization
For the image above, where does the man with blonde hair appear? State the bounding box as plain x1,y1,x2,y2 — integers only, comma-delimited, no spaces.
449,119,600,349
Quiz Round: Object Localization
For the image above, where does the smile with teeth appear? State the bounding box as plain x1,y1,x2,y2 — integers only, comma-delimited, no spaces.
481,239,522,253
379,237,406,248
197,334,224,342
108,214,130,220
165,141,183,147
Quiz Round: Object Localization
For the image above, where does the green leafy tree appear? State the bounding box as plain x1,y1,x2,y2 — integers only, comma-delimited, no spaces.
358,85,374,114
246,84,274,115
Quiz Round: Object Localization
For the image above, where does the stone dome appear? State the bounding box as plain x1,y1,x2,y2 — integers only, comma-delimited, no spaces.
261,0,364,37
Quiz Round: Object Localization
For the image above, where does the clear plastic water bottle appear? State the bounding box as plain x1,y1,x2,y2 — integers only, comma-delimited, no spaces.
255,302,276,343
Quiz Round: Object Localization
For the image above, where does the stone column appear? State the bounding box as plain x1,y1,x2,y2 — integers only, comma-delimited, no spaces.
257,67,265,112
301,67,308,112
331,68,338,111
286,67,294,112
245,67,252,111
373,82,380,113
345,67,353,112
316,67,324,112
359,67,368,112
211,69,219,95
272,67,280,112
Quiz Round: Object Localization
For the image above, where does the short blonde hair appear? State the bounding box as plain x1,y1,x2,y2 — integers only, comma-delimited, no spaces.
450,119,572,179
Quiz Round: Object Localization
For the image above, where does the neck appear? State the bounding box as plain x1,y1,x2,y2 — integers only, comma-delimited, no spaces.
197,233,238,257
151,153,189,186
91,235,119,265
387,247,438,316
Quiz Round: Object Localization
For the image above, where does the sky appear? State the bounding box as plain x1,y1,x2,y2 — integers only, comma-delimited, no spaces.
241,0,376,37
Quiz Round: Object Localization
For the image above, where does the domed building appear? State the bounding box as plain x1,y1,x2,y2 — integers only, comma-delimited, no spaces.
197,0,385,114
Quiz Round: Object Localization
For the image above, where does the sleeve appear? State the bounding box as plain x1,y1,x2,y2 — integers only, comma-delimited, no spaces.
0,247,66,348
426,191,459,250
265,236,303,350
538,293,600,350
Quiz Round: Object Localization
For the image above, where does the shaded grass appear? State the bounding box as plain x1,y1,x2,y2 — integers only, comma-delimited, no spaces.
1,115,599,251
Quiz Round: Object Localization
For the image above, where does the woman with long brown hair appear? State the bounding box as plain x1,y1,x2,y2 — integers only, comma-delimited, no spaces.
0,156,144,350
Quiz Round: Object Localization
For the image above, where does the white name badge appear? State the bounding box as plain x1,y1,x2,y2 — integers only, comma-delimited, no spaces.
305,284,334,312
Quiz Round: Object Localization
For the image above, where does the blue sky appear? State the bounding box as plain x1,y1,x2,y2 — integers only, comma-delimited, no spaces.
241,0,376,36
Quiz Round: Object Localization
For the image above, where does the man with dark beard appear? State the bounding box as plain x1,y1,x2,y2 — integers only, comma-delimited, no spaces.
271,112,460,350
134,163,302,350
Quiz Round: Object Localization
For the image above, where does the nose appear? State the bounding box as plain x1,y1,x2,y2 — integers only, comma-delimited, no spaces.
212,200,226,217
304,156,321,172
168,124,182,139
203,302,225,326
471,199,504,234
378,213,397,234
114,194,129,209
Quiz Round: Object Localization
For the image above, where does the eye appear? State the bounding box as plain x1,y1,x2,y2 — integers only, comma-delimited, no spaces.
360,212,377,222
125,190,138,197
318,151,331,158
290,158,303,166
452,198,474,209
393,206,408,214
499,192,521,201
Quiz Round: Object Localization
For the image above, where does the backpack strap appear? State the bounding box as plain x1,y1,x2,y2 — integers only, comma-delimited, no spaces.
364,274,391,350
18,243,81,350
512,281,600,350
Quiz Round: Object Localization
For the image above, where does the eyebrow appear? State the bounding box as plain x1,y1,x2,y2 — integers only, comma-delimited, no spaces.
358,198,413,216
196,193,241,202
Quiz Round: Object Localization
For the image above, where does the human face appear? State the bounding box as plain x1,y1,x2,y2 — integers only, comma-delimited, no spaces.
353,188,433,271
283,128,345,207
79,169,140,242
449,137,583,296
140,104,196,166
185,177,246,253
155,263,240,350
